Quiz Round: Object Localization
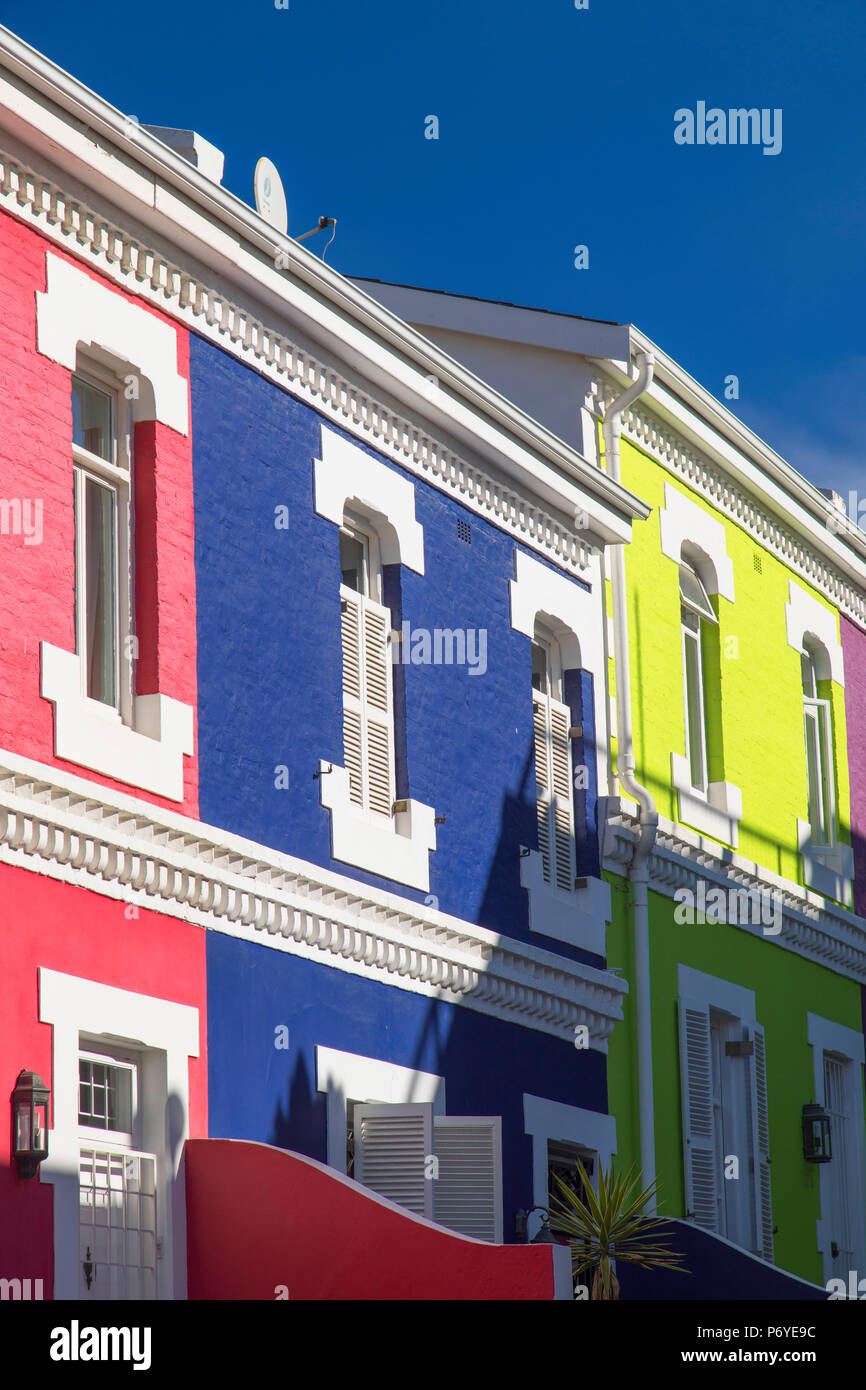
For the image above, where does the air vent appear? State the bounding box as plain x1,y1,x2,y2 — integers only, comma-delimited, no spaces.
753,553,763,574
457,519,472,544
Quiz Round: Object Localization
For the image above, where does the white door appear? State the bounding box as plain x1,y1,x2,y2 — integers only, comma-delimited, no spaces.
77,1050,158,1300
823,1055,855,1281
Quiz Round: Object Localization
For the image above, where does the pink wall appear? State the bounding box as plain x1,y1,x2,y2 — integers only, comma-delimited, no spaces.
842,614,866,919
185,1138,564,1300
0,863,207,1291
0,208,198,816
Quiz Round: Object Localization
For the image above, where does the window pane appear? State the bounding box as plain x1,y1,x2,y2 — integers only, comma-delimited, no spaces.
531,640,548,694
72,376,113,462
684,630,705,789
679,564,717,623
801,649,817,699
82,476,117,707
804,706,825,841
340,530,366,594
78,1058,132,1131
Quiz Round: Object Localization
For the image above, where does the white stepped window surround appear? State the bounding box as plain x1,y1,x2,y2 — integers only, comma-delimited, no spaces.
39,968,199,1300
509,548,609,955
316,1046,446,1170
786,581,853,907
677,965,773,1262
36,253,189,434
314,425,436,891
36,253,194,802
807,1013,866,1284
523,1094,617,1242
660,483,742,847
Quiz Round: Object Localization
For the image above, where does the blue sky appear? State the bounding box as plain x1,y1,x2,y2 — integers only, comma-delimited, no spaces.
4,0,864,502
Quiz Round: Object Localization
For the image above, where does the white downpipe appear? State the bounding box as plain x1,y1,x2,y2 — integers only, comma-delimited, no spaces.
602,351,659,1206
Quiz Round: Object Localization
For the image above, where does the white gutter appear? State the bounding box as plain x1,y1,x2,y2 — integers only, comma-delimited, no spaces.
602,350,659,1206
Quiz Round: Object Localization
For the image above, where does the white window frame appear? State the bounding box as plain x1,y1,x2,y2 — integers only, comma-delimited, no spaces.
807,1013,866,1284
39,969,199,1301
801,645,835,850
677,965,773,1261
511,551,610,954
319,496,436,887
531,628,577,896
679,561,716,797
77,1044,140,1150
523,1094,617,1241
72,363,134,727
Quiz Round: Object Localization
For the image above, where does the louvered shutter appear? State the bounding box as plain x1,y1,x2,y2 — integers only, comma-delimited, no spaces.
678,998,719,1230
353,1102,433,1219
748,1022,774,1261
433,1116,503,1243
533,692,575,892
340,586,395,817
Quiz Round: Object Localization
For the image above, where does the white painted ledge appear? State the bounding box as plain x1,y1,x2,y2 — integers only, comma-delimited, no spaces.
41,642,193,801
313,425,424,573
319,760,436,891
520,848,609,955
672,752,742,847
36,252,189,434
659,481,735,600
798,820,854,908
785,581,844,685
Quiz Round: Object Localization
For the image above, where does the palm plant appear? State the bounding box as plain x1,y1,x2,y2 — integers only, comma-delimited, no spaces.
548,1161,688,1300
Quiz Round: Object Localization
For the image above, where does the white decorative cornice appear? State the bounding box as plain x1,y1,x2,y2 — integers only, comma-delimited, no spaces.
588,375,866,629
603,799,866,983
0,145,597,576
0,750,626,1049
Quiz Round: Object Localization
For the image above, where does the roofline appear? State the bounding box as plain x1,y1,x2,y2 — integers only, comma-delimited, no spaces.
0,24,649,531
623,325,866,580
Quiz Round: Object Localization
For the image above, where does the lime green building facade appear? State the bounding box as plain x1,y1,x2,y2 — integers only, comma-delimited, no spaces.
593,344,866,1291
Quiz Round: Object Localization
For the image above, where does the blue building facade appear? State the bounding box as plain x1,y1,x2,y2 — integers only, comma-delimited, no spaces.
187,329,633,1243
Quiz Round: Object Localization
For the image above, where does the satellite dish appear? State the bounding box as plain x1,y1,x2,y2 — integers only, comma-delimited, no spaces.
254,157,288,235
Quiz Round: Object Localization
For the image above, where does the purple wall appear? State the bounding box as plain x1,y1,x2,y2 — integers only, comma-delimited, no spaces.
842,614,866,919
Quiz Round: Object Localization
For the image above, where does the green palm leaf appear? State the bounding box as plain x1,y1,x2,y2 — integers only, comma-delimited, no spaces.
548,1162,689,1299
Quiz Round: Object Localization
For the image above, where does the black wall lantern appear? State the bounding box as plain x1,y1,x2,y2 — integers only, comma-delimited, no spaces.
12,1071,50,1179
802,1103,832,1164
515,1205,559,1243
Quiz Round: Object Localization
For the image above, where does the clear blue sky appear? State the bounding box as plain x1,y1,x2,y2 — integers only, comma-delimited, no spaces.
4,0,864,501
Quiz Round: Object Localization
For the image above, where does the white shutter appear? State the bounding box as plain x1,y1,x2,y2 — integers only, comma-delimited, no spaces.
340,586,395,816
353,1102,433,1219
533,693,575,892
748,1022,774,1261
678,998,719,1230
433,1115,503,1243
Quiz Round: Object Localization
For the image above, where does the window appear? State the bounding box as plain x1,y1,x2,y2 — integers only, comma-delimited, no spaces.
679,560,717,795
71,370,132,719
78,1055,135,1139
678,990,773,1261
339,514,395,818
352,1102,503,1243
531,630,575,894
76,1043,157,1301
801,643,834,847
